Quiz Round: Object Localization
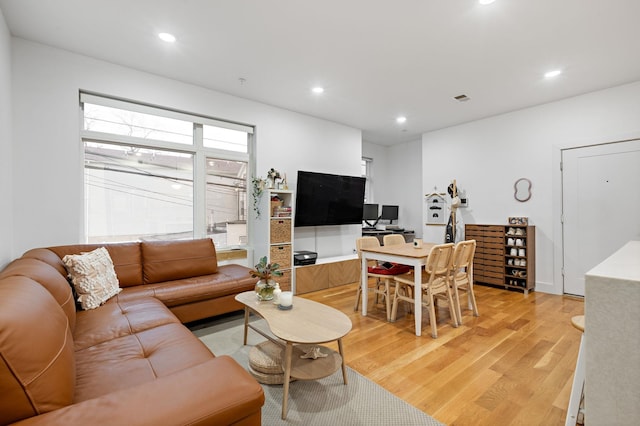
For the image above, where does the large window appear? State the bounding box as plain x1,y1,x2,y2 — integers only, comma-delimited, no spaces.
81,93,253,248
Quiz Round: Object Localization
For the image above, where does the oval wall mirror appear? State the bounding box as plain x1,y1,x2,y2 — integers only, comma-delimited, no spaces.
514,178,532,202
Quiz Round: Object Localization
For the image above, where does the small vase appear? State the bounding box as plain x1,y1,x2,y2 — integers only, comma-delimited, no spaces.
255,279,276,301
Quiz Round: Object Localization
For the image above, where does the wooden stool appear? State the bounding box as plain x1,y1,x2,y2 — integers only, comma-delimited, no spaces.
565,315,585,426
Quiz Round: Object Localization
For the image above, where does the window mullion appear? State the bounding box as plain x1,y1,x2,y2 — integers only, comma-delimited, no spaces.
81,131,194,153
193,125,206,239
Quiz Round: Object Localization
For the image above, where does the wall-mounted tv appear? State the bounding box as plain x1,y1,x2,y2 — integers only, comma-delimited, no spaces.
294,170,366,227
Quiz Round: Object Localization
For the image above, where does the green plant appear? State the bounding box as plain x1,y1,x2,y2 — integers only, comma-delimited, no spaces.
249,256,284,281
251,176,265,218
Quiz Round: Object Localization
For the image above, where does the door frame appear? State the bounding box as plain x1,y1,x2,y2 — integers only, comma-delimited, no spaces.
552,133,640,296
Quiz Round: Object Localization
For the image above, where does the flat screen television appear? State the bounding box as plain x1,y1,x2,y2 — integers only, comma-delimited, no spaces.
294,170,366,227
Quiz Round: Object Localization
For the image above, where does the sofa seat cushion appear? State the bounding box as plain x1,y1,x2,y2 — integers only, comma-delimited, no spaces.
11,357,264,426
73,296,180,351
135,267,256,307
74,322,214,402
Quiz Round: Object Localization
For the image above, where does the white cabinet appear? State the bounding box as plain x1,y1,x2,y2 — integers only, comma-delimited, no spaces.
584,240,640,424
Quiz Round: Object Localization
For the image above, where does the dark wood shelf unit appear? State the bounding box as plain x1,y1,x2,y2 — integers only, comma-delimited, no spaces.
465,224,536,295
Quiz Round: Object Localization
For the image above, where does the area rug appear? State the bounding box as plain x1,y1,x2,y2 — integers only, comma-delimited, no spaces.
191,314,445,426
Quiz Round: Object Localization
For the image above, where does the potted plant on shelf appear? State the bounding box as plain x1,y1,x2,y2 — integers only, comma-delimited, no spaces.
250,256,283,301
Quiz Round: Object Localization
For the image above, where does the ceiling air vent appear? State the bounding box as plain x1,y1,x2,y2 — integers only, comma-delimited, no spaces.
454,94,470,102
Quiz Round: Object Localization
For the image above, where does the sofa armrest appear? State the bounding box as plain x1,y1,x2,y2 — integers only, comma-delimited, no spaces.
12,356,264,426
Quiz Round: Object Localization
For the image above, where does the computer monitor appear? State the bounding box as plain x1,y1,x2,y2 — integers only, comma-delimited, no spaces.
363,203,379,220
380,205,399,223
362,203,379,227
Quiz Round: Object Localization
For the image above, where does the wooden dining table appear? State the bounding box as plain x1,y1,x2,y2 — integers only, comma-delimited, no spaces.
360,241,436,337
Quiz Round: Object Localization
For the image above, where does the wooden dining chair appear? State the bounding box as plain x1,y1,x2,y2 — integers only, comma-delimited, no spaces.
391,242,458,338
450,239,478,324
382,233,412,310
355,236,411,321
382,234,406,246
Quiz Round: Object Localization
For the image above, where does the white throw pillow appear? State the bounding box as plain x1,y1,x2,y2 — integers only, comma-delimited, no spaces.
62,247,121,310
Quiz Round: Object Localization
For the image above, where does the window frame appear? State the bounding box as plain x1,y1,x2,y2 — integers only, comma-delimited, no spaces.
80,92,255,246
362,156,373,203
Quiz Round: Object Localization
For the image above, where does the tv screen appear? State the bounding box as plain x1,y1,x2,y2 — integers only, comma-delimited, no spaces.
294,171,366,227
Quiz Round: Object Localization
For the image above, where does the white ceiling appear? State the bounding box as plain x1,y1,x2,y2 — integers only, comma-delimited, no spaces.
2,0,640,145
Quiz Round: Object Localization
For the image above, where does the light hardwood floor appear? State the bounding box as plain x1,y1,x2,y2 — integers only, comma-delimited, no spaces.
301,281,584,426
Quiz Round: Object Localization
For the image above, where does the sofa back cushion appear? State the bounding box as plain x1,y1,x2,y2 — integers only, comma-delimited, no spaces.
48,243,143,287
21,248,69,276
142,239,218,284
0,258,77,331
0,277,75,424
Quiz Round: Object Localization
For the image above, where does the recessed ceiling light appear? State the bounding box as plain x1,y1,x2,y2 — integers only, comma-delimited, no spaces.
311,87,324,94
158,32,176,43
396,116,407,124
479,0,496,5
544,69,562,78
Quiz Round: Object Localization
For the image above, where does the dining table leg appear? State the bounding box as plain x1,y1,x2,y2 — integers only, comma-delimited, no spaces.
414,262,422,336
361,254,368,316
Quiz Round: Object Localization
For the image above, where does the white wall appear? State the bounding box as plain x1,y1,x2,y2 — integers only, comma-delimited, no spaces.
0,9,13,268
10,38,362,261
363,139,423,237
422,81,640,294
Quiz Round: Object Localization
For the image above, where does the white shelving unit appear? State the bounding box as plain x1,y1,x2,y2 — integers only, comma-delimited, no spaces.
267,189,294,292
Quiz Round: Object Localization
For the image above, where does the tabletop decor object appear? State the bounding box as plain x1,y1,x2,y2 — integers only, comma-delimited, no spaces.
266,168,281,189
300,346,328,359
250,256,283,301
278,291,293,309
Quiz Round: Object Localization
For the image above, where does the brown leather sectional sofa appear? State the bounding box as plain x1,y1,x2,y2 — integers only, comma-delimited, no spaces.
0,238,264,425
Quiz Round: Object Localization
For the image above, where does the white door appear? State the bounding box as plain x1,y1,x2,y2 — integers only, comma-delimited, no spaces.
562,139,640,296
